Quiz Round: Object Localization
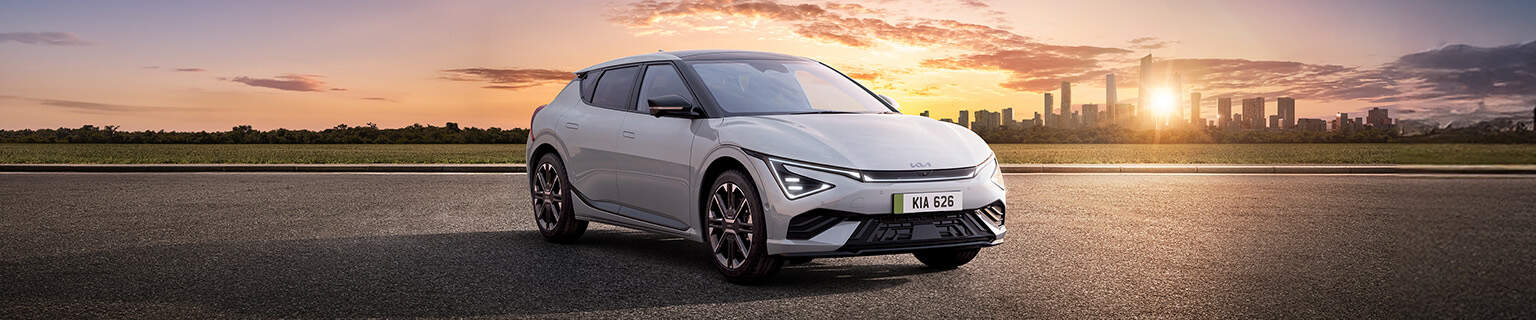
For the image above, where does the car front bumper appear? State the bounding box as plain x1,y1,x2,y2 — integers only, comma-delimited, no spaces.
748,157,1008,256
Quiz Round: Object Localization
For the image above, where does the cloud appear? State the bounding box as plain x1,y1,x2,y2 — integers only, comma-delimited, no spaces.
0,32,90,46
361,97,396,102
1128,37,1176,50
957,0,989,8
441,68,573,90
611,0,1127,92
0,95,194,113
226,74,330,92
173,68,205,72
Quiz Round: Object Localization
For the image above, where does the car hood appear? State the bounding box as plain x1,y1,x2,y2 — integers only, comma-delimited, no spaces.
717,114,992,171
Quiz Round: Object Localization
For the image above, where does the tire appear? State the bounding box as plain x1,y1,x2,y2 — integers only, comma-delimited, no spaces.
913,247,980,269
703,170,783,284
530,153,587,243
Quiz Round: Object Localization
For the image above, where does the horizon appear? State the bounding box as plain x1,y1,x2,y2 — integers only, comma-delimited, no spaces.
3,0,1535,131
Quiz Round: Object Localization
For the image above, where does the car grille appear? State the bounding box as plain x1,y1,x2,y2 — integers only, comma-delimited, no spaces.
860,166,978,182
838,204,1002,251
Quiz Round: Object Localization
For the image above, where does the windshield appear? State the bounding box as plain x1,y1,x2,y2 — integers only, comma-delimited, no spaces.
688,60,890,114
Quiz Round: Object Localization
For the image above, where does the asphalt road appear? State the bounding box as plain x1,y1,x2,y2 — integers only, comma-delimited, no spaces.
2,173,1534,318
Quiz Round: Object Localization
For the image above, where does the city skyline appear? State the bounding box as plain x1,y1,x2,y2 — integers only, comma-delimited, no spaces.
2,1,1535,130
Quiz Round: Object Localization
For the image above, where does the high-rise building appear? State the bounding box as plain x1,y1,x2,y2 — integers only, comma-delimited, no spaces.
1060,81,1072,127
1277,97,1296,129
958,110,970,129
1190,92,1202,126
1138,55,1153,127
973,110,996,131
1105,73,1117,122
919,110,929,118
1082,104,1099,127
1335,112,1350,132
1367,107,1390,128
1043,93,1054,128
1269,115,1281,129
1002,108,1015,128
1217,98,1232,129
1242,97,1265,129
1059,101,1073,129
1032,112,1042,127
1297,118,1327,132
1171,72,1183,124
940,118,953,124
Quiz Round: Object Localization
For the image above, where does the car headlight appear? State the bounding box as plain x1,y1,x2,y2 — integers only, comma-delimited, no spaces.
762,157,860,200
989,157,1006,190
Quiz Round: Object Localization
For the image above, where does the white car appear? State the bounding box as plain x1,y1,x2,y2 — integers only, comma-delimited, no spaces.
526,50,1006,283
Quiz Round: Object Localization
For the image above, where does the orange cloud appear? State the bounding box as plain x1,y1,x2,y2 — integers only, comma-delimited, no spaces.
440,68,573,90
227,74,331,92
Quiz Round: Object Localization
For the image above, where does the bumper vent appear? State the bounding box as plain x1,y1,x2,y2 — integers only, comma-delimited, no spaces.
978,202,1005,226
785,210,848,240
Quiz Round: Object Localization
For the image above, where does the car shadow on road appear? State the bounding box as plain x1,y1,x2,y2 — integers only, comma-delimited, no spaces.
0,229,940,317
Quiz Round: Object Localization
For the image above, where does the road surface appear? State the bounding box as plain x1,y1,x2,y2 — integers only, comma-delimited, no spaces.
2,173,1534,318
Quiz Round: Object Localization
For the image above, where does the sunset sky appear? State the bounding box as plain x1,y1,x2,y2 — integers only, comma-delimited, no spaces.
2,0,1534,131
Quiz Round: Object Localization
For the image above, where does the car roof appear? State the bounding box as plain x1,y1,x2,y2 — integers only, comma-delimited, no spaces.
574,50,812,74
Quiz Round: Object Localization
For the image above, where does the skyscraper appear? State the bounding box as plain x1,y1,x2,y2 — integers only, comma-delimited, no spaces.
1105,73,1117,122
1277,97,1296,129
1190,92,1202,126
1002,108,1015,128
1138,54,1153,129
1082,104,1099,127
1242,97,1265,129
958,110,969,129
1171,71,1183,125
1367,107,1390,128
1060,81,1072,127
1043,93,1053,128
1217,98,1232,129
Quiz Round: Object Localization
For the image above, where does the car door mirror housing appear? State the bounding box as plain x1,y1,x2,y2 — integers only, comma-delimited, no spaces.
878,94,900,112
647,94,698,117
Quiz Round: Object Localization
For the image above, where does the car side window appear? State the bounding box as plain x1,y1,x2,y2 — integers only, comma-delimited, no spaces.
637,64,695,112
579,70,602,103
591,66,639,110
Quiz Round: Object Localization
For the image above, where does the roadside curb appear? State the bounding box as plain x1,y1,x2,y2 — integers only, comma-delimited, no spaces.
0,164,528,173
999,164,1536,174
3,164,1535,174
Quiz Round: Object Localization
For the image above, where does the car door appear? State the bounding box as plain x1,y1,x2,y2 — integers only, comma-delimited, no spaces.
611,63,700,230
561,66,639,206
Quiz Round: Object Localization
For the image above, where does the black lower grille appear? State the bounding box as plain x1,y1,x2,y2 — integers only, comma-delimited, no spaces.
841,208,995,251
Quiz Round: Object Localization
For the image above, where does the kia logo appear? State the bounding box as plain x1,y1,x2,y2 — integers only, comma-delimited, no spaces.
910,162,931,168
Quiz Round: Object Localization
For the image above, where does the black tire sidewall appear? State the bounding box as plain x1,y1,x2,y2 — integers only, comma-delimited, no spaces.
706,170,782,281
534,153,585,240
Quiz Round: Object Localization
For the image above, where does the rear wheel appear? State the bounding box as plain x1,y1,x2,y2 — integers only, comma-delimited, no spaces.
704,170,782,284
913,247,980,269
531,153,586,243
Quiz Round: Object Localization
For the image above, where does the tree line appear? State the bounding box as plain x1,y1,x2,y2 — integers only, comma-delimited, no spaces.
973,124,1535,144
1,122,1531,144
0,123,528,144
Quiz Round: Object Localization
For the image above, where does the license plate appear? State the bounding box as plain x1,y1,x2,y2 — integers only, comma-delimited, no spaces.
893,191,962,214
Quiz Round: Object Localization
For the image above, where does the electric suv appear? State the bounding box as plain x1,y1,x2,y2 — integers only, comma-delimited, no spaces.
526,50,1006,283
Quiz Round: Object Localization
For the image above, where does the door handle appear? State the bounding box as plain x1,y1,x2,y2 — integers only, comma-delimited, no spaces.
564,122,579,129
621,130,636,139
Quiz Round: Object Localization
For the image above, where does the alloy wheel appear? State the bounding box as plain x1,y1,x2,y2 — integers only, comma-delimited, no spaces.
531,162,563,231
706,182,754,270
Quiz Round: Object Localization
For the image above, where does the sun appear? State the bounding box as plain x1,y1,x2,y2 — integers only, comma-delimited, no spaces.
1151,88,1177,116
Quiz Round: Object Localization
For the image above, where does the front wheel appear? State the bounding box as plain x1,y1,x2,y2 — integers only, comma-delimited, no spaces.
703,170,783,284
913,247,980,269
531,153,586,243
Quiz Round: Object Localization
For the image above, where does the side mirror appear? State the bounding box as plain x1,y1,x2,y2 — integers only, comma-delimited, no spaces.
647,95,698,117
878,94,900,112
